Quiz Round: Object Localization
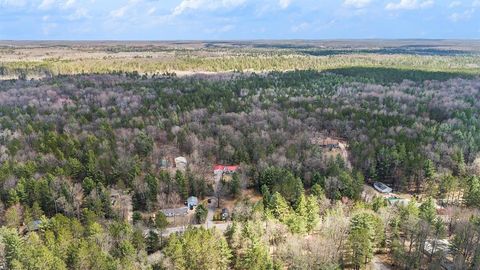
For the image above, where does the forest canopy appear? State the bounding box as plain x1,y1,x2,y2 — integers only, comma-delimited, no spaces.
0,41,479,270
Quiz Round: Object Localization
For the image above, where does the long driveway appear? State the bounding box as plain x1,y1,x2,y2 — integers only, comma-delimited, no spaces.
146,171,231,237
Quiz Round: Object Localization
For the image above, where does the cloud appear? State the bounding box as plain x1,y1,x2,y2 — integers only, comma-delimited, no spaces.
147,7,156,15
385,0,434,10
0,0,26,7
448,1,461,8
343,0,372,8
38,0,56,10
172,0,247,16
449,8,475,21
291,22,309,32
473,0,480,7
38,0,77,10
64,0,76,8
279,0,292,9
67,7,89,20
42,22,58,35
110,6,128,18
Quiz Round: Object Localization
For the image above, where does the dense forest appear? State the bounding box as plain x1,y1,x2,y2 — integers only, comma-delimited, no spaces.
0,43,480,269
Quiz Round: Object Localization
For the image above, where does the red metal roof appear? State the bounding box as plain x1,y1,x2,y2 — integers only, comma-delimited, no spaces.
225,165,239,171
213,165,224,171
213,165,239,172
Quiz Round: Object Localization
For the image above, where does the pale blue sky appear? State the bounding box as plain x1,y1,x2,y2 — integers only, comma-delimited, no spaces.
0,0,479,40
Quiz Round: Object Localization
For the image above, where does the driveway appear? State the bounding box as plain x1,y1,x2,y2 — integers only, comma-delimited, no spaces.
145,172,231,237
370,255,392,270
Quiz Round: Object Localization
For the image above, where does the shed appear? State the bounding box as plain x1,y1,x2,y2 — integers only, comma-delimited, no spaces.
175,157,187,169
319,138,340,149
373,182,393,194
160,159,169,168
187,196,198,209
28,220,42,231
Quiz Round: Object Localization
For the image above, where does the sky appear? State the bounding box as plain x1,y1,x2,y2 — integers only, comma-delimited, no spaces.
0,0,479,40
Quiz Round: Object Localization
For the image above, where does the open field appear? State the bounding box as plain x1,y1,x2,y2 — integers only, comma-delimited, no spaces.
1,40,480,80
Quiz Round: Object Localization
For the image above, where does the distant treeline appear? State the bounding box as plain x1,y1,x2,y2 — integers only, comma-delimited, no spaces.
1,53,479,79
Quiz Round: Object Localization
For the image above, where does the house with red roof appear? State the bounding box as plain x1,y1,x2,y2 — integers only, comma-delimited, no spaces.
213,165,239,174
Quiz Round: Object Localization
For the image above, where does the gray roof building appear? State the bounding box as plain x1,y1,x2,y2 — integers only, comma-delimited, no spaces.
187,196,198,207
160,207,188,217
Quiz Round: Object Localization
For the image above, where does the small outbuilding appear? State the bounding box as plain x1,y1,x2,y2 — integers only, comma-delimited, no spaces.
319,138,340,149
28,220,42,232
175,156,187,170
187,196,198,210
159,159,169,168
373,182,393,194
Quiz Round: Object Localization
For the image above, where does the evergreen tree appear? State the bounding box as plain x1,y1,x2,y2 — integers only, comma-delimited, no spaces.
305,195,320,232
163,228,231,270
270,192,292,223
230,173,241,198
291,193,307,233
348,211,383,270
155,212,168,231
311,183,324,198
146,230,160,254
423,159,436,180
195,204,208,224
464,176,480,208
175,170,188,200
419,197,437,224
145,173,158,203
261,185,272,211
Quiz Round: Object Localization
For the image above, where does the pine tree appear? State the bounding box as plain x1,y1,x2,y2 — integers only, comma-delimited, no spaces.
423,159,436,180
146,232,161,255
464,176,480,208
291,194,307,233
261,185,272,211
175,170,188,200
270,192,292,223
230,173,241,198
311,183,324,198
453,149,466,176
348,212,377,270
419,197,437,224
305,195,320,232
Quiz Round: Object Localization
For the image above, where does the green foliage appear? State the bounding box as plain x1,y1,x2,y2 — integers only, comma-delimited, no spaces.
348,211,384,270
175,170,188,200
371,196,387,212
195,204,208,224
146,230,160,254
464,176,480,208
134,131,154,157
0,215,147,270
310,183,324,198
267,192,319,234
423,159,436,180
419,197,437,224
155,211,169,230
230,173,241,198
0,53,479,270
226,221,275,270
163,227,231,270
258,167,303,205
